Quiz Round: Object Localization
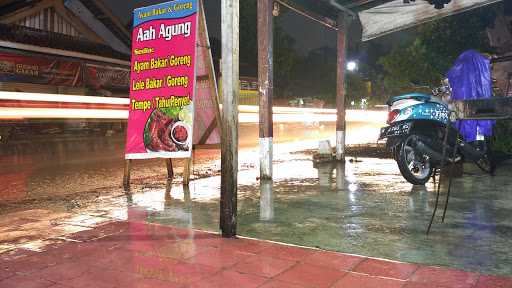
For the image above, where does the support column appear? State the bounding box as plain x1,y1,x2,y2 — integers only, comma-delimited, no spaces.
336,161,345,190
258,0,273,180
336,14,350,161
259,179,274,221
220,0,239,238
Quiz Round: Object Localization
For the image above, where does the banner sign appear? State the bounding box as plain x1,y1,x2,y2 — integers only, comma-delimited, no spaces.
0,51,130,91
125,0,198,159
192,5,220,145
0,52,82,86
85,64,130,91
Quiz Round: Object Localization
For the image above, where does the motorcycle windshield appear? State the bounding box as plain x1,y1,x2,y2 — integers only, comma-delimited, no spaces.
447,50,495,141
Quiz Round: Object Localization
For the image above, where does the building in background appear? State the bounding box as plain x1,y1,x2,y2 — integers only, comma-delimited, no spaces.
0,0,134,145
0,0,131,97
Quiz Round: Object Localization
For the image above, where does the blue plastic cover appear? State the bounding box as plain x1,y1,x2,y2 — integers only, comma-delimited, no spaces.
447,50,494,141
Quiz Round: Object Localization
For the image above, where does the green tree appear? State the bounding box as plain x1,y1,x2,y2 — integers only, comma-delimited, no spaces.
377,5,497,97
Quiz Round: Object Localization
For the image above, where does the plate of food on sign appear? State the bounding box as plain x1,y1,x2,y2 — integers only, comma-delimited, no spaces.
143,105,192,152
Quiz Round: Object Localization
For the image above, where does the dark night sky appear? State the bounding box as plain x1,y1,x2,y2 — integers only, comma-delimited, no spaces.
103,0,337,55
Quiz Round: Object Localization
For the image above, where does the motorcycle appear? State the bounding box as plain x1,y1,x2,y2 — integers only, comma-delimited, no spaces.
378,84,495,185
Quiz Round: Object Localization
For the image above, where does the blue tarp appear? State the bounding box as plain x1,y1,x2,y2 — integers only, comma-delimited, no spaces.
447,50,494,142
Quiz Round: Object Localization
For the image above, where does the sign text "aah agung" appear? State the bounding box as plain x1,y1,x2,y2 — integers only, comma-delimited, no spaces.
136,23,191,42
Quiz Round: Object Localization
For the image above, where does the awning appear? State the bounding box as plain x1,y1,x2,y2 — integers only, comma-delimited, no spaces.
359,0,502,41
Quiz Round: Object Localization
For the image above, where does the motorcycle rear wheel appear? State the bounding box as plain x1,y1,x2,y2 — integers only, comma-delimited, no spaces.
397,134,434,185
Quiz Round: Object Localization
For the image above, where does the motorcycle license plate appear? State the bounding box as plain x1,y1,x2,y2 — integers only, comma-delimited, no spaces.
379,123,412,139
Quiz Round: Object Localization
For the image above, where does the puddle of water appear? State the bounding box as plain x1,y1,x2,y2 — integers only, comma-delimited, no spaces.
134,157,512,276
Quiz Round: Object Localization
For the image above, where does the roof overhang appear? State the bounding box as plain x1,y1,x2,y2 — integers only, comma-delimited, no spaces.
0,40,130,66
359,0,503,41
64,0,131,54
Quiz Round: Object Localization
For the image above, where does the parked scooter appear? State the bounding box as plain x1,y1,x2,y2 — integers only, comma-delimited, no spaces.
379,83,494,185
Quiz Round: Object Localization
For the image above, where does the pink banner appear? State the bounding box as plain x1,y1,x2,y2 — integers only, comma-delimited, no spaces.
125,0,198,159
192,12,220,145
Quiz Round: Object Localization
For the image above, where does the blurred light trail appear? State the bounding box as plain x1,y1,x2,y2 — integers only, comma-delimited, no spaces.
0,91,130,104
0,92,387,124
0,108,129,119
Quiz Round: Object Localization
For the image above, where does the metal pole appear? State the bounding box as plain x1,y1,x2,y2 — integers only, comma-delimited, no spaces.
427,121,451,235
258,0,273,180
220,0,239,238
336,13,350,161
442,127,460,223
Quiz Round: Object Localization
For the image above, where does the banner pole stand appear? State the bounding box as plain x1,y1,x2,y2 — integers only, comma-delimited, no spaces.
123,159,132,191
183,157,192,186
166,159,174,182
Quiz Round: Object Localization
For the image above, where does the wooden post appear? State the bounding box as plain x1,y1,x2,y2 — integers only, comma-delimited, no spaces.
259,179,274,221
183,184,192,204
258,0,273,180
220,0,239,238
336,162,345,190
183,157,192,185
123,159,132,191
336,13,350,161
165,159,174,182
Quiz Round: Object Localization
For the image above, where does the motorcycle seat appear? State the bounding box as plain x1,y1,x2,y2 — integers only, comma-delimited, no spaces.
387,93,431,106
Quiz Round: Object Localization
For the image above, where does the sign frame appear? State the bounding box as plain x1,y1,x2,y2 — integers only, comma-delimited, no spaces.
123,0,221,189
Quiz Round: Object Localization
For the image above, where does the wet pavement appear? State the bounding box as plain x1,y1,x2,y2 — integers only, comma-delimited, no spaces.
1,210,512,288
0,120,382,203
1,152,512,280
2,115,512,283
122,155,512,277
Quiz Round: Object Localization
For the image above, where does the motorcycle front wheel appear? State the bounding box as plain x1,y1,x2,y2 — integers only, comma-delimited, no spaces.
397,134,434,185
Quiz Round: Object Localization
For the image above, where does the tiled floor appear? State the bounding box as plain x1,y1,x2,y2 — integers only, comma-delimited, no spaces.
1,220,512,288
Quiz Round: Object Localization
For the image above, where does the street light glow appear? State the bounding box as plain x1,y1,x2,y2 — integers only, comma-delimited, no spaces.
347,61,357,71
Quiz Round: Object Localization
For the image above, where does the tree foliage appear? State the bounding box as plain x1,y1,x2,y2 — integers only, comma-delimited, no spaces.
377,6,497,97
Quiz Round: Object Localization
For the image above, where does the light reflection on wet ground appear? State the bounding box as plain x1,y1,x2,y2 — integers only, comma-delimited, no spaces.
2,118,512,277
134,156,512,276
0,121,381,202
